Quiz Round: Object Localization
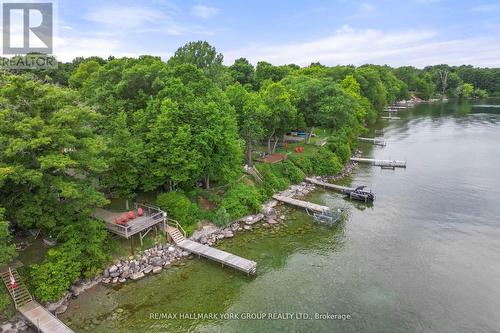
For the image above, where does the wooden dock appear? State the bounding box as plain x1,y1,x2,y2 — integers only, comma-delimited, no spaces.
166,225,257,274
381,116,401,120
305,178,375,202
1,270,74,333
358,137,387,146
272,195,330,213
19,302,74,333
305,177,354,194
351,157,406,168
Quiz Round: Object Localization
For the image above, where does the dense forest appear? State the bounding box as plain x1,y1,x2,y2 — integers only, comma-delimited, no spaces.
0,41,498,305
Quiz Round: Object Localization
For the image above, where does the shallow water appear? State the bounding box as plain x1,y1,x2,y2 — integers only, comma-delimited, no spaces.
62,99,500,333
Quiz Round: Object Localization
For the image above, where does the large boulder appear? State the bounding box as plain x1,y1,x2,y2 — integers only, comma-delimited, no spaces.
108,265,118,273
55,304,68,315
244,213,264,225
263,207,276,218
150,257,164,267
109,271,120,278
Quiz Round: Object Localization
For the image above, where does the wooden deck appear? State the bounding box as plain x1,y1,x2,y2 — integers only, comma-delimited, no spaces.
272,195,330,213
19,301,74,333
351,157,406,168
95,204,166,244
166,225,257,274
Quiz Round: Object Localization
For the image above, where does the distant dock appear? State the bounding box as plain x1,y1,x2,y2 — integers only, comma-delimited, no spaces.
351,157,406,168
358,137,387,146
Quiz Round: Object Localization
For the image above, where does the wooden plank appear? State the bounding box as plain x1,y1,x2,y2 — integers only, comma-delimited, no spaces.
272,195,330,213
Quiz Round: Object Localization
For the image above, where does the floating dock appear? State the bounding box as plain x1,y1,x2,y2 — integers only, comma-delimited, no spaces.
350,157,406,168
358,137,387,146
166,224,257,274
381,116,401,120
272,195,330,213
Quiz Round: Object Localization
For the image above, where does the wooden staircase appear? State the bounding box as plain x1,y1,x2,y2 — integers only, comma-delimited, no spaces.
166,225,186,244
1,269,33,309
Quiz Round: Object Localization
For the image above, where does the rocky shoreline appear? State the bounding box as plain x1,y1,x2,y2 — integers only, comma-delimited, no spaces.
1,151,361,332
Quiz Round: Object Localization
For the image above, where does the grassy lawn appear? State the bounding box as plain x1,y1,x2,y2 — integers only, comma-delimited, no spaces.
253,127,334,161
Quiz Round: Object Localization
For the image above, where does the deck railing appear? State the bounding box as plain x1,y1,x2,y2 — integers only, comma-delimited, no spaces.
106,203,166,238
166,218,186,238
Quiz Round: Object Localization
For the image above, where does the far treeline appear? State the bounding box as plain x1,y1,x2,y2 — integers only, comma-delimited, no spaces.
0,41,498,304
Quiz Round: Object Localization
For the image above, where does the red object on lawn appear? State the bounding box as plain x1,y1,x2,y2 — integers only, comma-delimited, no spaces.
128,211,135,219
137,207,143,216
121,213,128,223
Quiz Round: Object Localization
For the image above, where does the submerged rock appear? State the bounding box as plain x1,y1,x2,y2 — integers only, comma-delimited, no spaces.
143,265,153,274
131,272,145,280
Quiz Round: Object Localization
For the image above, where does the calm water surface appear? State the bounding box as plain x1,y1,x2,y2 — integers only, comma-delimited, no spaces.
62,99,500,333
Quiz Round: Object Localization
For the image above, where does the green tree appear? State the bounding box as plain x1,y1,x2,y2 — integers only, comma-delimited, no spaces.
167,41,227,85
68,60,101,89
99,111,144,202
260,82,297,154
229,58,255,88
0,75,108,234
457,83,474,98
255,62,290,88
144,65,242,190
226,83,267,166
0,208,16,265
415,73,435,100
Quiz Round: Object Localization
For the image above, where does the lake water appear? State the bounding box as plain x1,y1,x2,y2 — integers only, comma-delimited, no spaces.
61,99,500,333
